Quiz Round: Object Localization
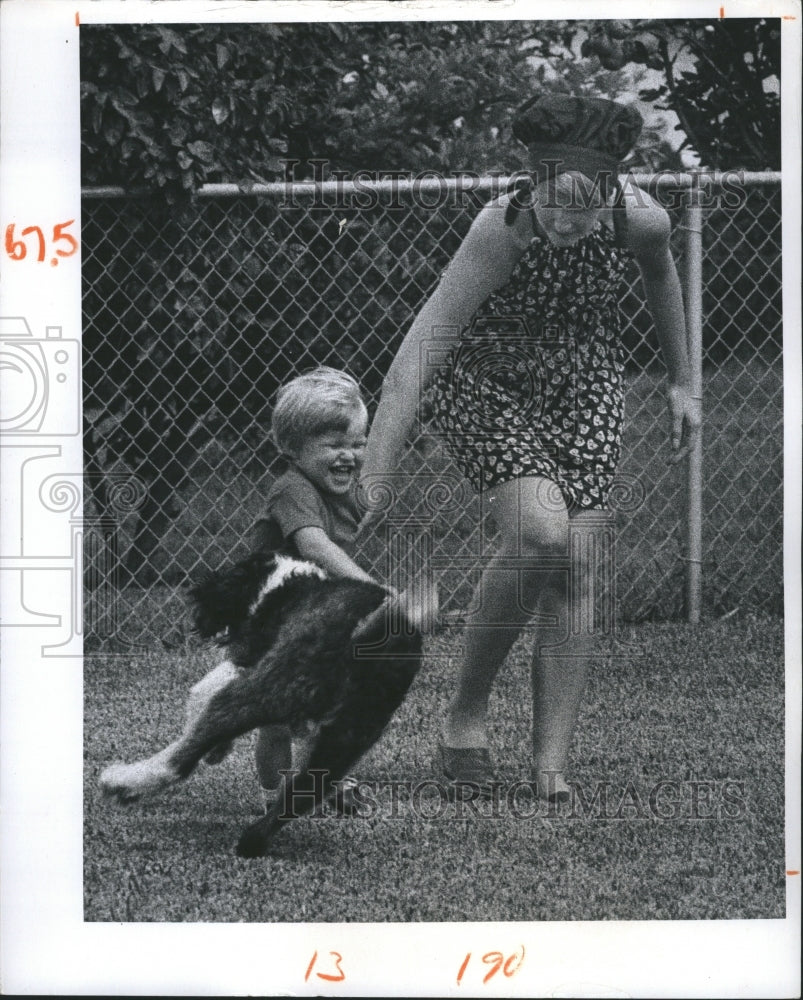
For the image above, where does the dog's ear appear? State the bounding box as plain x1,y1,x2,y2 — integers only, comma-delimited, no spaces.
189,553,277,638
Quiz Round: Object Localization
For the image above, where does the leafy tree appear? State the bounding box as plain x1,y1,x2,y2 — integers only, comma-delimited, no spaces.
81,21,656,196
580,18,780,169
82,19,779,186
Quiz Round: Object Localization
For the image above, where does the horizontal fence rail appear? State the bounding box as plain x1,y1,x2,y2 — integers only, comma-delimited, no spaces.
81,172,782,651
81,170,783,199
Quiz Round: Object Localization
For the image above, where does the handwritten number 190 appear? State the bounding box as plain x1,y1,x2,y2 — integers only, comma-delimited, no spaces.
457,945,525,985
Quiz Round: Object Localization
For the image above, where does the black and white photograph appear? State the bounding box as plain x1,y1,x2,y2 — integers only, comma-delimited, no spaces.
0,1,800,995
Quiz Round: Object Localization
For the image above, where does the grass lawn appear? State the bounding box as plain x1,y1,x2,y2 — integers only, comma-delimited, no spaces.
84,612,785,923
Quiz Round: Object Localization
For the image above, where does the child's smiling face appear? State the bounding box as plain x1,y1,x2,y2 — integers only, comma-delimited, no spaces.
292,406,368,496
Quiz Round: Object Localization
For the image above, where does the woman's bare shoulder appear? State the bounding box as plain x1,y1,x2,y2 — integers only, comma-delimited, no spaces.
621,185,672,257
464,193,534,254
433,193,532,304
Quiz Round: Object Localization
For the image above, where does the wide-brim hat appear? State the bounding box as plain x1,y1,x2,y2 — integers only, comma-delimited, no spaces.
512,94,643,196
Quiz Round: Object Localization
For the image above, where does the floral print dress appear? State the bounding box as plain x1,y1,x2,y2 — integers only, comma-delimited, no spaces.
431,221,629,510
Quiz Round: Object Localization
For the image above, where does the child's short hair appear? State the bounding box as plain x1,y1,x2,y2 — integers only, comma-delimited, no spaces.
271,366,367,457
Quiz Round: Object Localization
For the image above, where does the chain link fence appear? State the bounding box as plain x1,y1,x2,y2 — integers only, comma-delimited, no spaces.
82,173,782,651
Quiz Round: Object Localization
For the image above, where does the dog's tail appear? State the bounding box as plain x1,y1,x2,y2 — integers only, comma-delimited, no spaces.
189,552,276,639
350,576,439,646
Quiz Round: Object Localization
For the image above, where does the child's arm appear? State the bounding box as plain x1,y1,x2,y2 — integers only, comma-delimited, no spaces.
627,193,702,462
267,473,378,584
292,526,377,584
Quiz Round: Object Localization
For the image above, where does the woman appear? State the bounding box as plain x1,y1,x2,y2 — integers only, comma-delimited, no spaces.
359,94,701,801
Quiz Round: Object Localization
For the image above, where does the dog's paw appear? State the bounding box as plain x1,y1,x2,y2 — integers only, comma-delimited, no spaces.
98,757,178,802
99,764,143,805
102,786,141,805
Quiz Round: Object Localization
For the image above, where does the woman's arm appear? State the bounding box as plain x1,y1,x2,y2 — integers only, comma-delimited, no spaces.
626,192,702,460
361,199,530,494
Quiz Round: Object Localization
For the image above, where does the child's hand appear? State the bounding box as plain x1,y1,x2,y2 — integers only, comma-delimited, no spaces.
667,384,701,464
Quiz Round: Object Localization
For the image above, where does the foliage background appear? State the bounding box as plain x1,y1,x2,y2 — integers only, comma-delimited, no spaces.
81,19,780,195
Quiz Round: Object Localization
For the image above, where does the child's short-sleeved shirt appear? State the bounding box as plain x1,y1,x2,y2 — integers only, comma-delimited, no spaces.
261,465,360,557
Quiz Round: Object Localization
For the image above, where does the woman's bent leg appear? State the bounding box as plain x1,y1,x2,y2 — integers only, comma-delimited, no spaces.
444,476,571,751
531,509,607,798
444,553,539,748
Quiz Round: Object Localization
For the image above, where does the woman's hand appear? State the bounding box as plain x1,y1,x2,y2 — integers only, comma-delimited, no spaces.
667,384,702,464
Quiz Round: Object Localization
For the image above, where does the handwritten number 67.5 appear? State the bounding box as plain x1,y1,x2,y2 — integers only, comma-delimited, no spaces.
5,221,78,265
457,946,525,985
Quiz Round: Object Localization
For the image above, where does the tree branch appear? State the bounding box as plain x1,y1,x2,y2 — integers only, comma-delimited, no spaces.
658,37,710,166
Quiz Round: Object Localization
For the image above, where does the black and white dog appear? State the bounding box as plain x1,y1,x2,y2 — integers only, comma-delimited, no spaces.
100,552,436,857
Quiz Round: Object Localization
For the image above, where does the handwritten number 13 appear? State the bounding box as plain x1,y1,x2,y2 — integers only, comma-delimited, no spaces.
305,950,345,983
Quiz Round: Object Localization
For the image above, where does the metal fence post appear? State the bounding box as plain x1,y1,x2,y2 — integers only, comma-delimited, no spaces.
683,177,704,623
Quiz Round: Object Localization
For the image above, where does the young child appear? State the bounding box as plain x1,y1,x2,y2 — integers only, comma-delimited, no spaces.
251,366,375,809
